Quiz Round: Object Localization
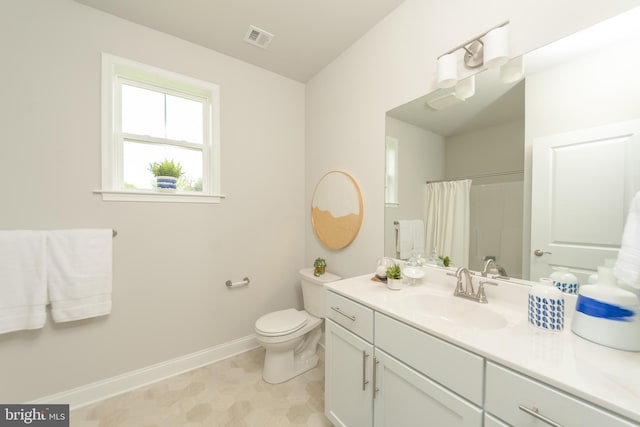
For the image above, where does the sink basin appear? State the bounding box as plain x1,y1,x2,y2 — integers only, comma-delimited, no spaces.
402,294,508,330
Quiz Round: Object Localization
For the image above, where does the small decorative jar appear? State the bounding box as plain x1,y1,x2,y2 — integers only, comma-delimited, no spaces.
528,277,565,331
550,267,579,294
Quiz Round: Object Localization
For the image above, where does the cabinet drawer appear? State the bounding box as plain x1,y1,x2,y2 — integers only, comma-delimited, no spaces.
326,291,374,342
486,362,638,427
374,312,484,405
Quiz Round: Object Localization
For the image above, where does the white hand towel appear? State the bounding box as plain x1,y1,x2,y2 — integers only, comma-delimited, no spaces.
47,229,113,322
397,220,413,259
412,220,425,256
615,192,640,289
0,230,47,334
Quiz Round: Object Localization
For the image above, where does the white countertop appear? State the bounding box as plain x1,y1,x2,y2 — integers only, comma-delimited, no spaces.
324,268,640,424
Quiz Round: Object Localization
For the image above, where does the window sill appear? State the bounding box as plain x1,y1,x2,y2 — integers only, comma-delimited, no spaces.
94,189,225,204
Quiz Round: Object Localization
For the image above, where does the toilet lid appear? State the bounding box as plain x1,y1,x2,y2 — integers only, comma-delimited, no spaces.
255,309,308,337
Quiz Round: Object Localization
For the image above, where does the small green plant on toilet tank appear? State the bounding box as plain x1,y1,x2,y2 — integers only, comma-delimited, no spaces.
148,159,183,192
313,258,326,277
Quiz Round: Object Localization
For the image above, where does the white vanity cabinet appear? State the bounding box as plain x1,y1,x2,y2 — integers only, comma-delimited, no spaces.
485,362,639,427
325,291,482,427
325,291,375,427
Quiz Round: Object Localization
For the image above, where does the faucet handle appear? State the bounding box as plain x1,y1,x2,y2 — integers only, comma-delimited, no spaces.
477,280,498,303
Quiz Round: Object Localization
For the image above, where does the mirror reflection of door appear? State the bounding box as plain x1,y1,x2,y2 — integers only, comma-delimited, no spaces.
530,121,640,283
311,171,364,250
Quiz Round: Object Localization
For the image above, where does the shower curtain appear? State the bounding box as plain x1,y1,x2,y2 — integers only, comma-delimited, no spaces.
424,179,471,267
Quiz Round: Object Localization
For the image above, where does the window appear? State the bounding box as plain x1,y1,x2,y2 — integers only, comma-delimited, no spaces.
100,54,221,203
385,136,399,206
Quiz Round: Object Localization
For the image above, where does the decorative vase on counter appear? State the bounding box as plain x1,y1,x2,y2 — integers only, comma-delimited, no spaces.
571,266,640,351
550,267,579,294
528,277,565,331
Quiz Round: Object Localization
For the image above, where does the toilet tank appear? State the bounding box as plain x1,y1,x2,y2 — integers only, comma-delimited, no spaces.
299,268,341,318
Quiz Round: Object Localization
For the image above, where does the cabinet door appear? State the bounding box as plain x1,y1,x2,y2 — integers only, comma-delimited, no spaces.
484,414,510,427
373,349,482,427
325,319,374,427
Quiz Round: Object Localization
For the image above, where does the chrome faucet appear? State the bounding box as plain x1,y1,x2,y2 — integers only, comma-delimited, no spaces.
481,259,509,279
452,266,498,304
455,267,474,297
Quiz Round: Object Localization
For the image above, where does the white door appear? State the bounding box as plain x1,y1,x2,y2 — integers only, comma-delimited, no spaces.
325,319,374,427
530,119,640,282
373,349,482,427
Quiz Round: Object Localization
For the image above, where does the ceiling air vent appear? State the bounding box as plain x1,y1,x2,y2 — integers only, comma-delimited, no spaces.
244,25,274,49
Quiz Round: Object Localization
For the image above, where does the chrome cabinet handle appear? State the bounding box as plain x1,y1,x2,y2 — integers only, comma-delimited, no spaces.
372,357,380,399
518,405,564,427
330,306,356,321
534,249,552,257
362,351,369,391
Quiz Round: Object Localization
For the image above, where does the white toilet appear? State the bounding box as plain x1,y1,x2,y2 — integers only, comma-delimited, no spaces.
255,268,341,384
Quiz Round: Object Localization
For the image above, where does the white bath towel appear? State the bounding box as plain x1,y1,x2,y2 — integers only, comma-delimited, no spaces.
396,220,425,260
0,231,47,334
47,229,113,322
615,191,640,289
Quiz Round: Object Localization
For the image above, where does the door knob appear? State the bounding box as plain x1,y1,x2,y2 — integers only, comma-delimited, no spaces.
534,249,552,257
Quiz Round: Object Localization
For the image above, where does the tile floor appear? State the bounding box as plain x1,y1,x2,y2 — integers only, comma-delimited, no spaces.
71,347,332,427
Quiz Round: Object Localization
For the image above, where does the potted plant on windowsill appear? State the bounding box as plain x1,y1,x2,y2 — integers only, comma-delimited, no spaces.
148,159,183,193
386,264,403,290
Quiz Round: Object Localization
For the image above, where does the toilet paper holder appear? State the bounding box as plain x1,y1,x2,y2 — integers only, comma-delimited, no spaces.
226,277,250,288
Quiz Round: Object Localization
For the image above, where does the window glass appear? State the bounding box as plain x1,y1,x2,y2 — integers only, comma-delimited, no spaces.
385,137,399,205
166,94,203,144
121,84,164,138
123,140,203,192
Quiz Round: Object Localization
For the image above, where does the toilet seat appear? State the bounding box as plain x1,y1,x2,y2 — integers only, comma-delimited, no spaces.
255,309,308,337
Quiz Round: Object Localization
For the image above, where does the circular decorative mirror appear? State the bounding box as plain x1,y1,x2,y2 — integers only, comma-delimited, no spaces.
311,170,364,250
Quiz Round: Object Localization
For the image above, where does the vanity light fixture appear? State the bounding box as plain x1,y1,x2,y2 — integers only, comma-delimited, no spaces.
425,75,475,110
437,21,510,89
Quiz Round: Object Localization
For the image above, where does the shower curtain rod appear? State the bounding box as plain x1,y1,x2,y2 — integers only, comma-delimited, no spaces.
426,170,523,184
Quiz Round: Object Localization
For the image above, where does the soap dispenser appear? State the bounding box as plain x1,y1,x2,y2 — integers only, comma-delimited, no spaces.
571,266,640,351
528,277,565,331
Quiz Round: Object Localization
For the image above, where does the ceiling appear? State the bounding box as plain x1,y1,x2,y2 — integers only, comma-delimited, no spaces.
73,0,405,82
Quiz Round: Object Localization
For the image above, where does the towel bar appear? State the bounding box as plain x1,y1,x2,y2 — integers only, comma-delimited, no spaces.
226,277,250,288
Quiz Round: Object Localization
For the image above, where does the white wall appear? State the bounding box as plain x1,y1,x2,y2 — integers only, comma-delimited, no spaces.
445,120,524,182
0,0,305,402
305,0,640,279
384,117,444,257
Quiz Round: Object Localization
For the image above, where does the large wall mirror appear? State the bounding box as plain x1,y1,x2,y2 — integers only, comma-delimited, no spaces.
385,7,640,283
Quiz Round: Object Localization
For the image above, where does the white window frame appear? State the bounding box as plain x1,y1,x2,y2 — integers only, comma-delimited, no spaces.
385,136,399,207
98,53,223,203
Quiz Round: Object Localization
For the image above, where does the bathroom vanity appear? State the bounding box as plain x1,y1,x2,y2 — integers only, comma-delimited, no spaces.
324,268,640,427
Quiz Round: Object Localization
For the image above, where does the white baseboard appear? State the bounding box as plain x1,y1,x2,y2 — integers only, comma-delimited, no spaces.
31,335,259,409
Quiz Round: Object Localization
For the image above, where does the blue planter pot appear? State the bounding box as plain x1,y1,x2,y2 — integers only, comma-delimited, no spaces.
156,176,178,192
